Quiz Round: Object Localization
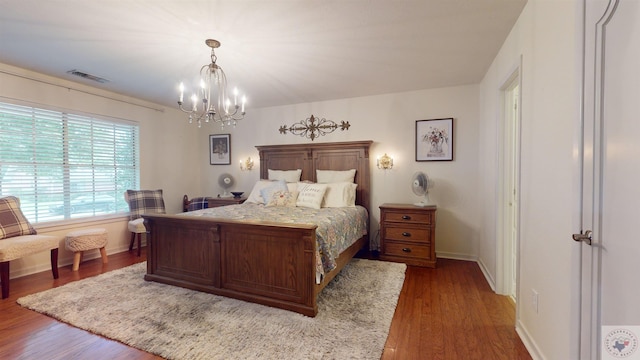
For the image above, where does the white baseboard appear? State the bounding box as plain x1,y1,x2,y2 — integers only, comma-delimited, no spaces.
516,320,546,360
10,245,134,279
436,251,477,262
476,257,496,292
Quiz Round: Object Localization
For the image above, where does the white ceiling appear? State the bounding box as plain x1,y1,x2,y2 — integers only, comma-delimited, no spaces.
0,0,526,109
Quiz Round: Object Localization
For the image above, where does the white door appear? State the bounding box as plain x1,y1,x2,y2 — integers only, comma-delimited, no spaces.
497,69,521,302
580,0,640,358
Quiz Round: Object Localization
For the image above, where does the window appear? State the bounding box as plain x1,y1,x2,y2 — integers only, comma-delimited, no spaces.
0,101,139,223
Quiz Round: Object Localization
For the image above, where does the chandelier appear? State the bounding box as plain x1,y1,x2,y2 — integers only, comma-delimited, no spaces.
178,39,246,128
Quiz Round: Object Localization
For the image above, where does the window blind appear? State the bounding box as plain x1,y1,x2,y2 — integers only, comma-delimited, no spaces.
0,101,140,223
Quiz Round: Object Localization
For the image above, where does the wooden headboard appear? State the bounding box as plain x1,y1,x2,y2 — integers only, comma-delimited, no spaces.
255,141,372,214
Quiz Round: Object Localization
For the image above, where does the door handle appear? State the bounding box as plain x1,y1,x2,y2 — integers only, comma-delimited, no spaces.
572,230,592,245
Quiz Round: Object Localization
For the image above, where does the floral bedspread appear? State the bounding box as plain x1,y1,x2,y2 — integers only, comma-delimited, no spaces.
179,203,368,283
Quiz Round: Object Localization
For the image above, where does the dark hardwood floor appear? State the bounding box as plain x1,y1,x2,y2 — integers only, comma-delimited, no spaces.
0,251,531,359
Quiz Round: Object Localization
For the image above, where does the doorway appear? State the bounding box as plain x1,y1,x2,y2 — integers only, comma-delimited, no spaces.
497,68,521,302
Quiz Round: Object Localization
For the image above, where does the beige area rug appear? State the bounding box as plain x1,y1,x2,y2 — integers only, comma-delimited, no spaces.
18,258,406,360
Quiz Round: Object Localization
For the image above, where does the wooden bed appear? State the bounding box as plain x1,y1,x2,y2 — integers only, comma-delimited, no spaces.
143,140,372,317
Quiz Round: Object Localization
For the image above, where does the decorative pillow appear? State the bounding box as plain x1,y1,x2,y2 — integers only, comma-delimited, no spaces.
126,189,166,220
316,169,356,183
186,197,209,211
0,196,37,239
266,190,299,207
296,183,328,209
246,180,277,204
259,180,288,203
268,169,302,183
322,182,358,208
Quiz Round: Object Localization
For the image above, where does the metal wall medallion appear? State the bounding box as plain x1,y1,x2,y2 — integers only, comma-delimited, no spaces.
279,114,350,141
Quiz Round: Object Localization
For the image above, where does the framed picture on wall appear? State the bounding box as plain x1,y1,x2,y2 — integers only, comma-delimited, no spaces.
415,118,453,161
210,134,231,165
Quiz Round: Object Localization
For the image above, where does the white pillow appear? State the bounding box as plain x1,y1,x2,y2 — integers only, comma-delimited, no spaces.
296,183,328,209
316,169,356,183
246,180,279,204
268,169,302,183
322,182,358,208
286,182,297,193
260,180,288,203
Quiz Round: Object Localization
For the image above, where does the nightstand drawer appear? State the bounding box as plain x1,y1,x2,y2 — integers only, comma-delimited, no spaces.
384,226,430,243
384,211,432,225
383,241,431,260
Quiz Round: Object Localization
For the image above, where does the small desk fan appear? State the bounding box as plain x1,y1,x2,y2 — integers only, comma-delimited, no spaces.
218,173,235,198
411,171,432,207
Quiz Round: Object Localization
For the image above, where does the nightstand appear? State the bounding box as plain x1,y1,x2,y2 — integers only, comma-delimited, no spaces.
208,196,247,208
379,203,437,268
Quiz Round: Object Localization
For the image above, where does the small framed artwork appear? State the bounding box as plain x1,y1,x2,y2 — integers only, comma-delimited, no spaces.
416,118,453,161
210,134,231,165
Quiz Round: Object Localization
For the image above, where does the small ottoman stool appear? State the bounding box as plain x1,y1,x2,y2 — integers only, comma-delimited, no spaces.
65,228,108,271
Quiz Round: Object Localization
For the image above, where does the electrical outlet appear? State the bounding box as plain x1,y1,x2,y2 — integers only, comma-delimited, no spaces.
531,289,539,314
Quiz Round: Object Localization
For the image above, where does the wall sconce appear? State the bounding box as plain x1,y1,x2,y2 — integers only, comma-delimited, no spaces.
240,157,254,171
377,153,393,170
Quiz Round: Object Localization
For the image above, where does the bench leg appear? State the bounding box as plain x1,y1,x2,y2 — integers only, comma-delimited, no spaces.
137,233,142,257
72,252,82,271
50,248,59,279
99,247,108,264
1,261,9,299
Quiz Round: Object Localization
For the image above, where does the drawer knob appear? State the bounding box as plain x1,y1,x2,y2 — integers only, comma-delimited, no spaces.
402,232,411,237
402,247,412,253
402,215,412,220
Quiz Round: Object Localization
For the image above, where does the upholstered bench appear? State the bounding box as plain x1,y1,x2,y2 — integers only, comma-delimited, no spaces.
64,228,108,271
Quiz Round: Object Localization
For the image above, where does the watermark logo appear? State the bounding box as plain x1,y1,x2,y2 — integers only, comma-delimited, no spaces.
603,326,639,359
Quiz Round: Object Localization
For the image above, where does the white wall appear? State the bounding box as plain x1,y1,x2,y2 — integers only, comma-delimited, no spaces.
203,86,482,259
477,0,582,359
0,63,202,277
1,62,484,277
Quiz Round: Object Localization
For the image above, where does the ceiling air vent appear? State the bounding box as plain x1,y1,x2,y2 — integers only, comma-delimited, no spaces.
66,69,110,83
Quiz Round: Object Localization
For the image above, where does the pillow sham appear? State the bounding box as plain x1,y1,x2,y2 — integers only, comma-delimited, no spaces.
286,182,298,193
245,180,276,204
0,196,37,239
322,182,358,208
266,190,299,207
268,169,302,183
260,180,288,203
296,183,328,209
316,169,356,183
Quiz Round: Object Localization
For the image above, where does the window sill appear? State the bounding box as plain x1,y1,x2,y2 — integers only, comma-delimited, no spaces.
34,213,130,233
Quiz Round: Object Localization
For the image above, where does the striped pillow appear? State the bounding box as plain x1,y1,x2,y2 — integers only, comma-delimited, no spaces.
0,196,37,239
126,189,166,220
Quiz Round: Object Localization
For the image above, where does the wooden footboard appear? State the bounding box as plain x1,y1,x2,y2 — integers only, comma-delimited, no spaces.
143,213,364,317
